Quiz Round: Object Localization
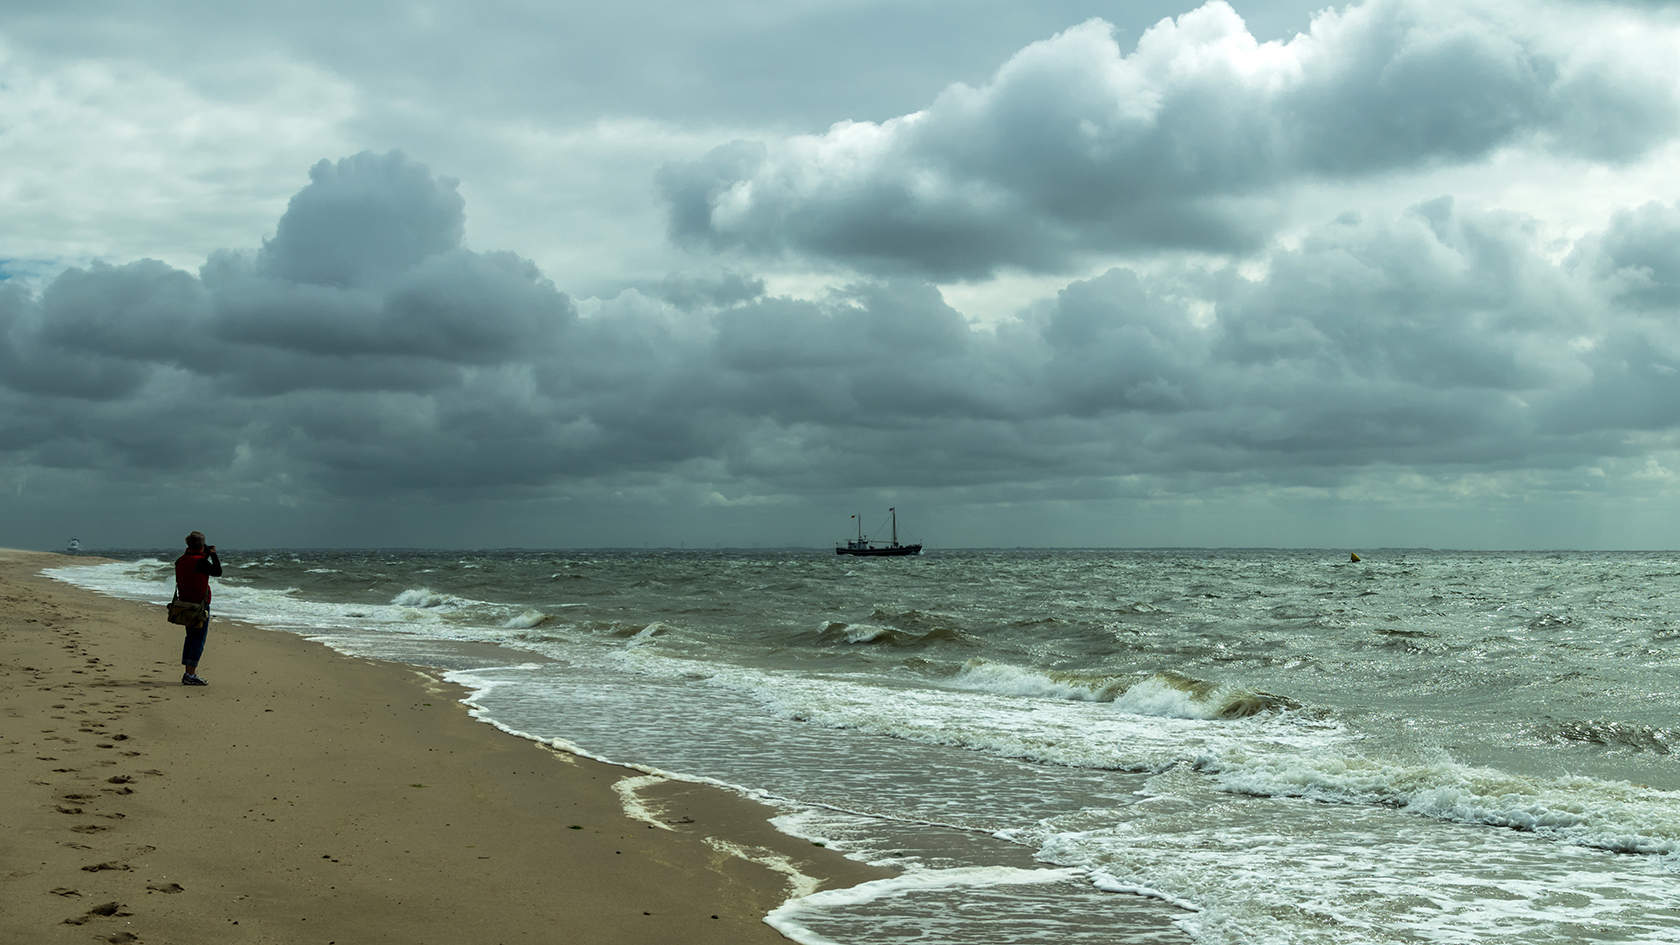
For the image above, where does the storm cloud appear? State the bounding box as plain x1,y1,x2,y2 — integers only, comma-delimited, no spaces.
7,0,1680,548
4,147,1680,527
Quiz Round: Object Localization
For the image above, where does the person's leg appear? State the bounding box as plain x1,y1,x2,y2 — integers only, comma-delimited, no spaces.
181,616,209,684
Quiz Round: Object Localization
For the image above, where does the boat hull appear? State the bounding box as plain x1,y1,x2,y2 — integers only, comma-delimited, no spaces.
836,544,922,556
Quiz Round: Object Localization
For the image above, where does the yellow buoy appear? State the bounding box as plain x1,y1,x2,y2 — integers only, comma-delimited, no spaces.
1350,552,1361,562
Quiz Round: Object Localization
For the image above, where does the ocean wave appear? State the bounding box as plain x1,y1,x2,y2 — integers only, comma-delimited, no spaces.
820,622,899,644
1369,627,1446,655
48,560,469,637
1111,601,1162,614
1537,719,1677,755
648,656,1335,776
1200,751,1680,856
503,609,550,630
951,662,1297,719
618,621,669,642
1116,672,1300,720
765,867,1090,945
391,587,461,609
951,660,1129,702
867,607,960,634
1038,770,1679,945
817,621,977,647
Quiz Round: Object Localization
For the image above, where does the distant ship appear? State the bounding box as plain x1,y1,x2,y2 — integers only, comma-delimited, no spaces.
837,508,922,556
67,537,81,554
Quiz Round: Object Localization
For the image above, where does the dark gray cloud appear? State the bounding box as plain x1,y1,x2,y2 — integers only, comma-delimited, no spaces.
665,196,1610,487
9,0,1680,550
4,147,1676,526
257,151,466,289
649,269,766,311
1587,199,1680,310
660,0,1680,278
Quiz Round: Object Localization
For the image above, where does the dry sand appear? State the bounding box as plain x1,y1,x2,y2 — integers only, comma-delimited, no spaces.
0,549,890,944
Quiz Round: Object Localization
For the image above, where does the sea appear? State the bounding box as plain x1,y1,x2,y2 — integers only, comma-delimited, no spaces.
45,548,1680,945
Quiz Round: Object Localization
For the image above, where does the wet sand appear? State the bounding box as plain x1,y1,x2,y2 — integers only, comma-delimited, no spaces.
0,549,888,944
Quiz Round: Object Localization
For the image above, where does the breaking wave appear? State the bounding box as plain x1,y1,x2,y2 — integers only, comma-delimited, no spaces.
503,609,551,630
817,621,977,647
391,587,461,609
951,661,1298,719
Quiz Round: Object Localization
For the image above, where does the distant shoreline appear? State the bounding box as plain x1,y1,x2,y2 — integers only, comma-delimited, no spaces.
40,546,1675,554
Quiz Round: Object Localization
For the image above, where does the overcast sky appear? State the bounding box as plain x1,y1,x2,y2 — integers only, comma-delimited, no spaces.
6,0,1680,551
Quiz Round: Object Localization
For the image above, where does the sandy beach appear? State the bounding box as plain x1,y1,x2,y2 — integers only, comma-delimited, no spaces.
0,549,889,944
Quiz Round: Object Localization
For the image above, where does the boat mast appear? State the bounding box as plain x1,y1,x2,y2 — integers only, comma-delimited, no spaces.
890,507,897,546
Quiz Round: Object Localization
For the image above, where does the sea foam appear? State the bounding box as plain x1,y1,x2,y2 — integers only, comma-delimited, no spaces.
950,660,1294,720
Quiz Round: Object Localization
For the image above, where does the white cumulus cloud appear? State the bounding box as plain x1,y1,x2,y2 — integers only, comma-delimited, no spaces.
660,0,1680,277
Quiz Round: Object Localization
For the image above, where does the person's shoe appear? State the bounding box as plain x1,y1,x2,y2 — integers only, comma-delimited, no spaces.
182,673,209,686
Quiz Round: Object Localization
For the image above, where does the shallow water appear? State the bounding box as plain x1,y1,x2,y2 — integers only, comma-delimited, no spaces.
52,549,1680,944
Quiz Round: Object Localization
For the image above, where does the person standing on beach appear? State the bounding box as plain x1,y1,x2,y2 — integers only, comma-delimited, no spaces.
174,531,222,686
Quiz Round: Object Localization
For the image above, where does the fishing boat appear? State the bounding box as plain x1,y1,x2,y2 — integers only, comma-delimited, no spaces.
837,508,922,556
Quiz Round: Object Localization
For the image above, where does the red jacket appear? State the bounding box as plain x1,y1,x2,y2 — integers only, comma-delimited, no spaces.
175,551,216,604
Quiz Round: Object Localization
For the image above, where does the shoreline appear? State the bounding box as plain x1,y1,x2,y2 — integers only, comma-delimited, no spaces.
0,548,889,943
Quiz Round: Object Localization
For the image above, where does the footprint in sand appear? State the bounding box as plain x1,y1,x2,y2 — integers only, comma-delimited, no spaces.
80,861,129,873
63,901,128,925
